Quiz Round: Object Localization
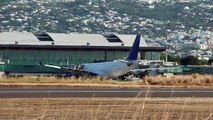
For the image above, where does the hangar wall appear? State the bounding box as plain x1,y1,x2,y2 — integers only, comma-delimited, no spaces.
0,49,160,65
0,49,161,74
1,50,126,65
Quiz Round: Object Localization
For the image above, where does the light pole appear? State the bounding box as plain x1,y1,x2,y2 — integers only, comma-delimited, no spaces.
165,31,168,64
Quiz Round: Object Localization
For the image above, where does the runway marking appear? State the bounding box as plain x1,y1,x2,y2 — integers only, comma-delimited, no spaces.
0,90,213,93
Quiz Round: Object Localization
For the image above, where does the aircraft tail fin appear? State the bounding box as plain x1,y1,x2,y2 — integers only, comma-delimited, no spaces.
126,35,141,61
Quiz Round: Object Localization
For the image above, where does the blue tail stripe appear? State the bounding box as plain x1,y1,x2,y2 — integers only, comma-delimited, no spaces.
126,35,141,60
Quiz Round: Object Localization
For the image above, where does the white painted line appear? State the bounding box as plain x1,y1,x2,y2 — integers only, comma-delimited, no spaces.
0,90,212,93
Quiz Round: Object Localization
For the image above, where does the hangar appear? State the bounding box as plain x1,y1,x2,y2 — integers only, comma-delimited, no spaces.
0,32,166,75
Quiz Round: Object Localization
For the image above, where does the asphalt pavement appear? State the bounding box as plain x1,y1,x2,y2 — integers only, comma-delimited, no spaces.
0,87,213,98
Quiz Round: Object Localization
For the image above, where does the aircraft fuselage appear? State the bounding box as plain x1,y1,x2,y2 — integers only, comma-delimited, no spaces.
82,60,137,78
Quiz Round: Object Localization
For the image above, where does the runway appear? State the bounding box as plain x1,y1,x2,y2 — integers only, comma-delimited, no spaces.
0,87,213,98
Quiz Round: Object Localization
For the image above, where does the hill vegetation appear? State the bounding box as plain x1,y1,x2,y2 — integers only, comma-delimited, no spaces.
0,0,212,37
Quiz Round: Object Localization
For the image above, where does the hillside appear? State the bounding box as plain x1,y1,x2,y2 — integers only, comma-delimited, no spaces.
0,0,212,37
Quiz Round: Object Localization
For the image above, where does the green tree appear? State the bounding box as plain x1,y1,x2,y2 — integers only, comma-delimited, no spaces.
161,54,181,64
180,56,207,65
208,58,213,65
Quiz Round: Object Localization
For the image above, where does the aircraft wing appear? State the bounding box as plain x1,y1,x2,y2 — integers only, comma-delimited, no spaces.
40,63,98,76
42,64,73,71
44,64,63,69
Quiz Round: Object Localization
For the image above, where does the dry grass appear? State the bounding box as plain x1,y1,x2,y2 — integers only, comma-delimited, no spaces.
0,76,111,83
0,74,213,88
0,98,212,120
144,74,213,86
0,76,141,88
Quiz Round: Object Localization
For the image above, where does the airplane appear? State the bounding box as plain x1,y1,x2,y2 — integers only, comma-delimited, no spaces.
40,35,141,78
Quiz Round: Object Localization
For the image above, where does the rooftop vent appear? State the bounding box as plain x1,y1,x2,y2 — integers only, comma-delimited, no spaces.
86,42,90,46
121,42,124,46
34,32,54,41
15,41,18,45
103,34,122,43
51,41,55,45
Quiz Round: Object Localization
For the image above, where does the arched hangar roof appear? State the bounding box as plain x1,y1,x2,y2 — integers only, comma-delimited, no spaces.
48,33,109,46
0,32,148,47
